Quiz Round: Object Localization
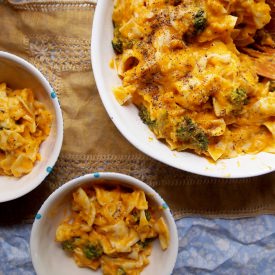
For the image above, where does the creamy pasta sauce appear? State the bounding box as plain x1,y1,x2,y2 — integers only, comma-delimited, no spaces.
0,83,52,177
112,0,274,160
56,184,169,275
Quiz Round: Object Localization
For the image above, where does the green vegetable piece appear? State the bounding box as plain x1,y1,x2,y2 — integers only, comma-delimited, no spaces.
145,209,151,221
123,39,133,50
82,243,103,260
194,9,207,34
137,238,155,249
138,105,156,126
117,267,126,275
112,26,123,54
176,117,208,151
61,239,76,252
131,209,140,224
230,88,248,106
112,39,123,54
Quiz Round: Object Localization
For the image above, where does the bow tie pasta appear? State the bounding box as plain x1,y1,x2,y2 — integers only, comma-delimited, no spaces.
0,83,52,177
111,0,274,161
56,185,170,274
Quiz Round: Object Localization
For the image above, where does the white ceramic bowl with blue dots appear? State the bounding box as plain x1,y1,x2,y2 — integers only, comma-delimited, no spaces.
0,51,63,202
30,172,178,275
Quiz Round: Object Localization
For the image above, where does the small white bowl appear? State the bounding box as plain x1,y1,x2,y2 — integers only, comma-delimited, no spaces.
0,51,63,202
91,0,275,178
30,172,178,275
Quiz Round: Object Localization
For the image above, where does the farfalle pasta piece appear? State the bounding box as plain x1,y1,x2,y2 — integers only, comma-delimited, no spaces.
154,217,170,250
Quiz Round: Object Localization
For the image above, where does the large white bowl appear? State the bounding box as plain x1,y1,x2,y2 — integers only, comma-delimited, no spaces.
0,51,63,202
91,0,275,178
30,172,178,275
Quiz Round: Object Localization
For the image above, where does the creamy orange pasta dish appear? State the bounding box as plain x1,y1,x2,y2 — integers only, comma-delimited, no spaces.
56,184,169,274
0,83,52,177
111,0,275,161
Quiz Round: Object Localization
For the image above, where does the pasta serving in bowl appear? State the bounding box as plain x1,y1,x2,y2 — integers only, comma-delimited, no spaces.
92,0,275,178
30,173,178,275
0,51,63,202
0,83,52,177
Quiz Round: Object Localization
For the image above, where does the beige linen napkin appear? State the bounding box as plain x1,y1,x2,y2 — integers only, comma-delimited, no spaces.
0,0,274,222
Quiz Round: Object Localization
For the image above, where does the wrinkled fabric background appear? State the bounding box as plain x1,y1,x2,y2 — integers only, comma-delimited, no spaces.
1,216,275,274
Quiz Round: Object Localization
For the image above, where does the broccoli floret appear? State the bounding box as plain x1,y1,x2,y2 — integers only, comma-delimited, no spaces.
137,238,155,249
131,209,140,224
61,239,76,252
176,117,208,151
123,39,134,49
112,26,123,54
194,9,207,34
112,26,133,54
138,105,156,127
82,243,103,260
230,88,248,109
145,209,151,221
112,39,123,54
117,267,126,275
183,9,207,43
269,81,275,92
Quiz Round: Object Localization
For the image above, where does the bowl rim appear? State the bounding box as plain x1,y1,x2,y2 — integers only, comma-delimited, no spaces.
91,0,275,179
0,51,63,202
30,172,179,275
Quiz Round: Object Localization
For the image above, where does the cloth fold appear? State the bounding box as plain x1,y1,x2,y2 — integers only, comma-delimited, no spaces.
0,0,274,222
